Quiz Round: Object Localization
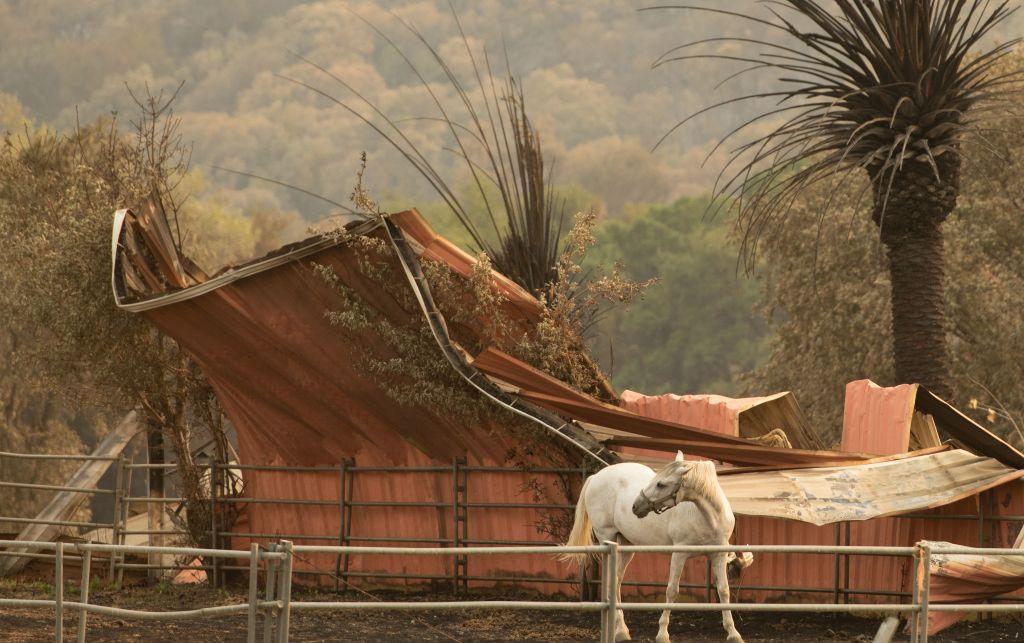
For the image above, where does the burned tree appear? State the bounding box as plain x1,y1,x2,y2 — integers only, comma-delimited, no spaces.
654,0,1020,400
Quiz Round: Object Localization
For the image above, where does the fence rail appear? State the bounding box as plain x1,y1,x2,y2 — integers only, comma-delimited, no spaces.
5,451,1024,603
1,539,1022,642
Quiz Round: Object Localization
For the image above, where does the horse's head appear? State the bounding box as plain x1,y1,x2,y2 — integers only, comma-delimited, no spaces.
632,451,714,518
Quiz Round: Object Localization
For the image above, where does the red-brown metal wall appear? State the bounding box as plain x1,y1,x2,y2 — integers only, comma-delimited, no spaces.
225,383,1024,600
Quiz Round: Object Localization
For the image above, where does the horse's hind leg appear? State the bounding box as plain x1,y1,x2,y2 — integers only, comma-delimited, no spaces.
613,546,634,641
655,552,688,643
712,552,744,642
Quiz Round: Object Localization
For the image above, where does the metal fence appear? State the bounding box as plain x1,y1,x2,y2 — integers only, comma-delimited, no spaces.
1,451,585,588
6,450,1024,603
0,451,120,541
2,538,1023,642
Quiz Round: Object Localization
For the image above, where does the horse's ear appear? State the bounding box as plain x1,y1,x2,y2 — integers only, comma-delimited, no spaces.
675,450,685,462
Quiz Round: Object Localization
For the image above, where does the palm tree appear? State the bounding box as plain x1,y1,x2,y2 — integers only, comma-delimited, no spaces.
652,0,1019,400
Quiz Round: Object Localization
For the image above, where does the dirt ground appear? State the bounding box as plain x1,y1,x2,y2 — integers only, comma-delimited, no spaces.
1,581,1022,641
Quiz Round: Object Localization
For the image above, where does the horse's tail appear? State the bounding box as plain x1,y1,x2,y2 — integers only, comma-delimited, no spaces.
558,475,594,565
727,550,755,580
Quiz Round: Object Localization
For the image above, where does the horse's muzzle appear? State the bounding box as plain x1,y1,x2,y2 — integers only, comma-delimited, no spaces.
632,496,654,519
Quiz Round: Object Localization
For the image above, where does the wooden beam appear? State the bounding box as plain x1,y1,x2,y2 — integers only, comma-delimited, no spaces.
0,412,140,576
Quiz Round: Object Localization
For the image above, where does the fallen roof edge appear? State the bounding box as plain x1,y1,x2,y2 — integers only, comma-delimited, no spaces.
111,207,382,313
380,217,618,467
915,386,1024,468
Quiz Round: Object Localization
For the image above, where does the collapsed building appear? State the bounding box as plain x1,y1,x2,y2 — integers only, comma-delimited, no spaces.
110,199,1024,634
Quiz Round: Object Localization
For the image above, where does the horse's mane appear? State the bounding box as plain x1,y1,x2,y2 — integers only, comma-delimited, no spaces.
686,460,721,500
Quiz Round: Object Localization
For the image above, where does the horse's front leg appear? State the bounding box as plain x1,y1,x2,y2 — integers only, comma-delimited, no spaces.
712,552,744,642
656,552,687,643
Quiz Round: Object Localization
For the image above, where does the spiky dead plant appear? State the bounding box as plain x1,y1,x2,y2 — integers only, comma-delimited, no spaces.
280,4,565,297
652,0,1021,399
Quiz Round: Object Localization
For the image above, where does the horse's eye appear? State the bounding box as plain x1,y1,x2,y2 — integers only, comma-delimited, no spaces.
656,482,665,488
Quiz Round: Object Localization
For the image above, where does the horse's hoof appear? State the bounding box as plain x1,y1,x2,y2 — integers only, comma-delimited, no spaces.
614,629,631,642
655,633,670,643
726,633,744,643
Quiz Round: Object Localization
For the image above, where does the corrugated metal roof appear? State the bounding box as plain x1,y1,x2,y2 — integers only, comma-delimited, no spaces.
915,387,1024,468
720,449,1024,525
621,390,823,450
473,347,869,466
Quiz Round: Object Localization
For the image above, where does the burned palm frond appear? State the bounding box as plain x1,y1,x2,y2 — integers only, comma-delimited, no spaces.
280,3,565,296
492,79,564,294
648,0,1021,267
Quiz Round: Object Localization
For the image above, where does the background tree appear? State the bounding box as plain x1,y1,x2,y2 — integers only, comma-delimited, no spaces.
659,0,1019,400
747,52,1024,445
0,92,296,546
18,1,1022,221
589,198,768,395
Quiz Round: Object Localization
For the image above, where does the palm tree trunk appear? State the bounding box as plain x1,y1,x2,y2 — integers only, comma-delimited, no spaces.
874,157,959,401
882,220,953,400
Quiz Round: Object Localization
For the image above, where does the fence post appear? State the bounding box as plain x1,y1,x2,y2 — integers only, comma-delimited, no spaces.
275,541,294,643
601,540,619,643
262,543,279,643
210,458,221,589
109,455,126,583
334,459,346,591
909,545,920,643
55,541,64,643
116,456,132,589
459,458,468,591
337,457,354,584
578,467,594,603
843,521,851,603
599,541,610,643
705,558,713,602
76,545,92,643
210,462,219,589
451,457,468,592
919,543,932,643
832,522,841,604
247,543,259,643
977,492,986,548
451,457,458,591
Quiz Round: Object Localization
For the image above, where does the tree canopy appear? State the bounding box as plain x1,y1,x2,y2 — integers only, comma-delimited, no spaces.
589,198,768,396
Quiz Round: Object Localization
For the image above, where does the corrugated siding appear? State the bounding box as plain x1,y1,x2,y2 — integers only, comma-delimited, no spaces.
841,380,916,455
619,391,742,437
230,440,585,591
119,200,1024,606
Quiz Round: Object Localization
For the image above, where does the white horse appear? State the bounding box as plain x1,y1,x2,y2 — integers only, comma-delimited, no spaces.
562,452,751,642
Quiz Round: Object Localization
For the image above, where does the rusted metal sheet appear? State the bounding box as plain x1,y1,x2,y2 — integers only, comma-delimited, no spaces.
473,348,863,467
911,479,1024,633
113,208,535,466
843,379,1024,467
109,198,1024,607
620,390,822,449
915,387,1024,468
625,393,1024,608
926,540,1024,633
227,440,584,590
842,380,918,455
719,450,1024,525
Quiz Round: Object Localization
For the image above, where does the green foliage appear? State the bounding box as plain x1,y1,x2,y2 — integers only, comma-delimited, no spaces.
588,198,768,396
175,169,307,269
0,92,31,133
